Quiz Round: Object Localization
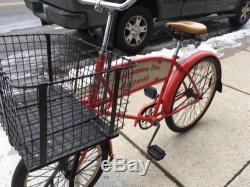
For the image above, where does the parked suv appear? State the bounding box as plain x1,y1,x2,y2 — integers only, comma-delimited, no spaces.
25,0,250,53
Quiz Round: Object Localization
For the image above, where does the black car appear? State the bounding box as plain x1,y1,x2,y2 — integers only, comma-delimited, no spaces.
25,0,250,53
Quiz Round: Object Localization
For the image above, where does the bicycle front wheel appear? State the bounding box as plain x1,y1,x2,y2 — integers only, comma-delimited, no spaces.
166,57,220,133
11,142,108,187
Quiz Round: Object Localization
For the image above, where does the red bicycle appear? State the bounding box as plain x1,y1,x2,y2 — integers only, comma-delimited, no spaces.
0,0,222,186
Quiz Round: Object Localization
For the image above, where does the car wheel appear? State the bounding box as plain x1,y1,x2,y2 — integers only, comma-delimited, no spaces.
229,0,250,27
115,6,153,54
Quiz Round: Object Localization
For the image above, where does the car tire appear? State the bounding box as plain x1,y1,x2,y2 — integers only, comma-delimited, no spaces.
115,6,153,54
41,19,49,26
229,0,250,27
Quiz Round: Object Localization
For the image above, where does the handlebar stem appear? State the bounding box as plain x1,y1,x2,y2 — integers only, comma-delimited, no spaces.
101,10,114,51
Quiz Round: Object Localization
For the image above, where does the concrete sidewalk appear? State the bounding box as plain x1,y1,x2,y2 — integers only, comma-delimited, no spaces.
97,40,250,187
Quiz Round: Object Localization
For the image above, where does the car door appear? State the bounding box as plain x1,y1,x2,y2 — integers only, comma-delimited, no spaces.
222,0,239,12
181,0,206,17
156,0,183,20
204,0,238,14
204,0,223,14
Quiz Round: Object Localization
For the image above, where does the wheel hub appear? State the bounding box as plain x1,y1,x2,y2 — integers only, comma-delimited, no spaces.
124,16,148,46
60,162,72,179
131,26,140,37
185,88,196,98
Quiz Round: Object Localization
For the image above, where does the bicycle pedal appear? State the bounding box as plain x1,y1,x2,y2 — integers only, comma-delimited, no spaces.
147,145,166,161
144,87,158,99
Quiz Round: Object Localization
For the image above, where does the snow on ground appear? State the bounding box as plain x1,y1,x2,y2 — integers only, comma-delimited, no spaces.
0,129,21,186
138,20,250,62
0,20,249,186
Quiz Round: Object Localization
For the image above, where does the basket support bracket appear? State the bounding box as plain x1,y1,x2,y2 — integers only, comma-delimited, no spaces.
109,69,122,136
38,83,48,165
45,34,53,82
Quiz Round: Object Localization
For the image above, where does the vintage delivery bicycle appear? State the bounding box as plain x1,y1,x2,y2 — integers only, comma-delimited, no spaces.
0,0,222,186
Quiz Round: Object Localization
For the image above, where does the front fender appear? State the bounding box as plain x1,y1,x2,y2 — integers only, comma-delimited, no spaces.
162,51,222,114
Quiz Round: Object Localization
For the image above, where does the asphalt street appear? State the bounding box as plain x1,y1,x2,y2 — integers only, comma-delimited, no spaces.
0,0,40,33
0,0,238,52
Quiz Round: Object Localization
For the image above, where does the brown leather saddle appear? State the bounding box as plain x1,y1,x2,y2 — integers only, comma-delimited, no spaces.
167,21,207,35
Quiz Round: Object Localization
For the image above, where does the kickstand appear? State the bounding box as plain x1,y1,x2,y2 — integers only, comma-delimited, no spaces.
147,124,160,148
147,124,166,161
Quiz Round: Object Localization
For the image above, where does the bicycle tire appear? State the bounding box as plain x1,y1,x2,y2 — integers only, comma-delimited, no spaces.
11,142,108,187
165,57,220,133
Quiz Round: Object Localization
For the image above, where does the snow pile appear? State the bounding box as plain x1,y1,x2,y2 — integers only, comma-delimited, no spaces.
0,130,20,186
66,66,95,89
132,43,217,63
139,20,250,62
200,20,250,56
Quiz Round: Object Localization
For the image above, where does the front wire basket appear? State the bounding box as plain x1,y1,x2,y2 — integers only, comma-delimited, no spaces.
0,34,134,171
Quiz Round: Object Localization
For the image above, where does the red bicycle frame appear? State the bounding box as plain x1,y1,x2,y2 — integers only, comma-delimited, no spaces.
118,52,219,125
88,50,219,127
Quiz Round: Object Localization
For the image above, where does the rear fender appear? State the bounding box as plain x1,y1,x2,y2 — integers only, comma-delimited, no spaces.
162,51,222,114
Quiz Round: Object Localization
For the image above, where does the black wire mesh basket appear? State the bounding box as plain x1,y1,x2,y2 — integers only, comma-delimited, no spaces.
0,34,134,171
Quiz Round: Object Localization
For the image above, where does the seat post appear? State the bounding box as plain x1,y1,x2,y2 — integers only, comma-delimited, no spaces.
174,40,182,56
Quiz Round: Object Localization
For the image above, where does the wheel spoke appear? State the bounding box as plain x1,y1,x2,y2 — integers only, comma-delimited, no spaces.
125,22,134,31
139,25,147,33
135,35,142,44
24,145,103,187
77,154,102,175
170,60,217,129
135,16,142,26
173,97,190,111
125,35,133,43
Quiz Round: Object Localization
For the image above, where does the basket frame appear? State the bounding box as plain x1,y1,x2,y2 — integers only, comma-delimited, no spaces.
0,33,134,171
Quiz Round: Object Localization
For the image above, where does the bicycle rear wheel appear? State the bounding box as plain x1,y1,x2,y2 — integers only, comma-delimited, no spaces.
11,142,108,187
165,57,220,132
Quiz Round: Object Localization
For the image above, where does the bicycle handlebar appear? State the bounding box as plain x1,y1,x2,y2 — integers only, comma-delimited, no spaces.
78,0,137,11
